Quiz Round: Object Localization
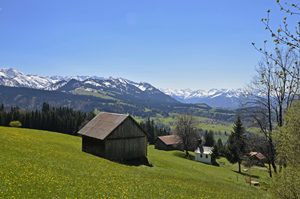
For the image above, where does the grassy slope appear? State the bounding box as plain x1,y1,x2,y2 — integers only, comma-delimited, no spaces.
149,114,260,143
0,127,272,199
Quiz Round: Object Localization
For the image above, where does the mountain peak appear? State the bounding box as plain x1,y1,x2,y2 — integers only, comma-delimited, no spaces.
160,88,244,109
0,68,177,104
0,68,24,78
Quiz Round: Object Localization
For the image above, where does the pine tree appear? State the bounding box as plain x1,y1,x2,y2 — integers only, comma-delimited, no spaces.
226,116,246,173
204,130,215,147
0,104,4,112
213,138,225,157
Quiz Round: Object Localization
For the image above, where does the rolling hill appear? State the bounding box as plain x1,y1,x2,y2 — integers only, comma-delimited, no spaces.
0,126,272,198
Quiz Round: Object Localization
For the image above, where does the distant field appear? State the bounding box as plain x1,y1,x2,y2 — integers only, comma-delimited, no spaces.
0,127,272,198
150,114,231,142
140,113,260,143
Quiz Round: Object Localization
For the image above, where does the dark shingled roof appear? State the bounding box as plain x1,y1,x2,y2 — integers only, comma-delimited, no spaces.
78,112,129,140
157,135,182,146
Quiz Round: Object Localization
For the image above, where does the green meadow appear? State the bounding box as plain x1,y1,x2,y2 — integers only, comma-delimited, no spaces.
0,127,272,198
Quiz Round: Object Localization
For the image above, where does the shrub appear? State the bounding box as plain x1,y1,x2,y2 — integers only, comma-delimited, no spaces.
9,121,22,128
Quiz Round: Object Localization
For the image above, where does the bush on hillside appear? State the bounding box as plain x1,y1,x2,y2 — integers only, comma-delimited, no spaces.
9,121,22,128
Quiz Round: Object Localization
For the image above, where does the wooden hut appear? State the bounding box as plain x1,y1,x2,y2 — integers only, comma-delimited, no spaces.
78,112,147,162
247,151,266,167
155,135,183,151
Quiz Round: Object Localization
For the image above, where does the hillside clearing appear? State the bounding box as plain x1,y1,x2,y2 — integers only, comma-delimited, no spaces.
0,127,272,198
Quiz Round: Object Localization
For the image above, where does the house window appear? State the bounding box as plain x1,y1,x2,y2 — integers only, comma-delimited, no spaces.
200,154,202,158
205,155,208,158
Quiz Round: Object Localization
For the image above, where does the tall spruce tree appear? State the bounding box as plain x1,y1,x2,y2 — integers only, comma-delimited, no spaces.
213,138,225,157
204,130,215,147
226,116,246,173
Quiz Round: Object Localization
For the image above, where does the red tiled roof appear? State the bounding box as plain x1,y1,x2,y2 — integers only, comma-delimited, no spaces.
249,152,266,160
157,135,182,146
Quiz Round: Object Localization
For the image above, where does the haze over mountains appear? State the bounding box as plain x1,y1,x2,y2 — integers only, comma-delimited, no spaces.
0,68,244,109
161,88,244,109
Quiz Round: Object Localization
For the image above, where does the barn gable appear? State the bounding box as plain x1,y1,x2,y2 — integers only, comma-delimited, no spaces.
78,112,129,140
107,116,146,139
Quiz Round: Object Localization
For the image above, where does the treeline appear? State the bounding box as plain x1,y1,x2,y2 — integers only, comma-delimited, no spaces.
140,118,170,144
200,130,227,158
199,124,266,162
0,103,95,135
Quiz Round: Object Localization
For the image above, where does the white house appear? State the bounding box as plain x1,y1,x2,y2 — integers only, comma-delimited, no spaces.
195,146,213,164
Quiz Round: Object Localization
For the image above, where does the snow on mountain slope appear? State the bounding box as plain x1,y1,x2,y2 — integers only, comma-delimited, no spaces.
0,68,57,89
161,88,245,109
0,68,177,105
0,68,246,108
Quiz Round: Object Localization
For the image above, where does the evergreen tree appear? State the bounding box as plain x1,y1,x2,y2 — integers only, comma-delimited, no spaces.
204,130,215,147
226,116,246,173
0,103,95,135
140,118,170,144
213,138,225,157
0,104,4,112
42,102,50,113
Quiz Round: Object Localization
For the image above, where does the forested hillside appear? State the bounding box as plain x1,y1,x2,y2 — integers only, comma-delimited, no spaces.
0,85,237,122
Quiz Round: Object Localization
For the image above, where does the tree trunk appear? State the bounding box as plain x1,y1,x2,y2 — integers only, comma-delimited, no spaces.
269,138,277,173
272,160,277,173
185,150,189,158
238,161,241,173
278,104,283,127
268,162,272,178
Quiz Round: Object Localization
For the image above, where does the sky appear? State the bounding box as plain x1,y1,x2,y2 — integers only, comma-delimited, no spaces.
0,0,290,90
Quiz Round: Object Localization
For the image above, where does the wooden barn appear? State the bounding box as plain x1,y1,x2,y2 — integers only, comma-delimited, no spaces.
78,112,148,163
155,135,183,151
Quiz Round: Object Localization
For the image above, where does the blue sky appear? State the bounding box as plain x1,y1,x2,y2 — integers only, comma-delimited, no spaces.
0,0,287,90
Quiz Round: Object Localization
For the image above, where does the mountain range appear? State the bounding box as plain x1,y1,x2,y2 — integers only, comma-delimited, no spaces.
0,68,238,120
161,88,245,109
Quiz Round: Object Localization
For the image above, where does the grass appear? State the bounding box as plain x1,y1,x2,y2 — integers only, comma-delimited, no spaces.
152,114,232,143
0,126,273,198
151,114,261,143
153,113,233,131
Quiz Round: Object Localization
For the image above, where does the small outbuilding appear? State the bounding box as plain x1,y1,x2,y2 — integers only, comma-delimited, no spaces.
155,135,183,151
249,152,266,161
195,146,214,164
78,112,148,163
247,151,266,167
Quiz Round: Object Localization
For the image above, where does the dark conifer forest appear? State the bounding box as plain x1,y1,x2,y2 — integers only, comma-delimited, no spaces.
0,103,95,135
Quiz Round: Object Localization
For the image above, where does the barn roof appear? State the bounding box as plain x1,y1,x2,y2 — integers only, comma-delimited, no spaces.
78,112,131,140
157,135,182,146
249,152,266,160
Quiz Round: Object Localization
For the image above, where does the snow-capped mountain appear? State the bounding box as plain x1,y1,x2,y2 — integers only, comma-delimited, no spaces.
0,68,107,90
0,68,241,121
0,68,58,89
161,88,245,109
0,68,178,106
0,68,246,109
0,68,155,92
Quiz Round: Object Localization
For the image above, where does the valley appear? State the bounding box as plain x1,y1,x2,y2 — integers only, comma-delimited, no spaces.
0,68,238,123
